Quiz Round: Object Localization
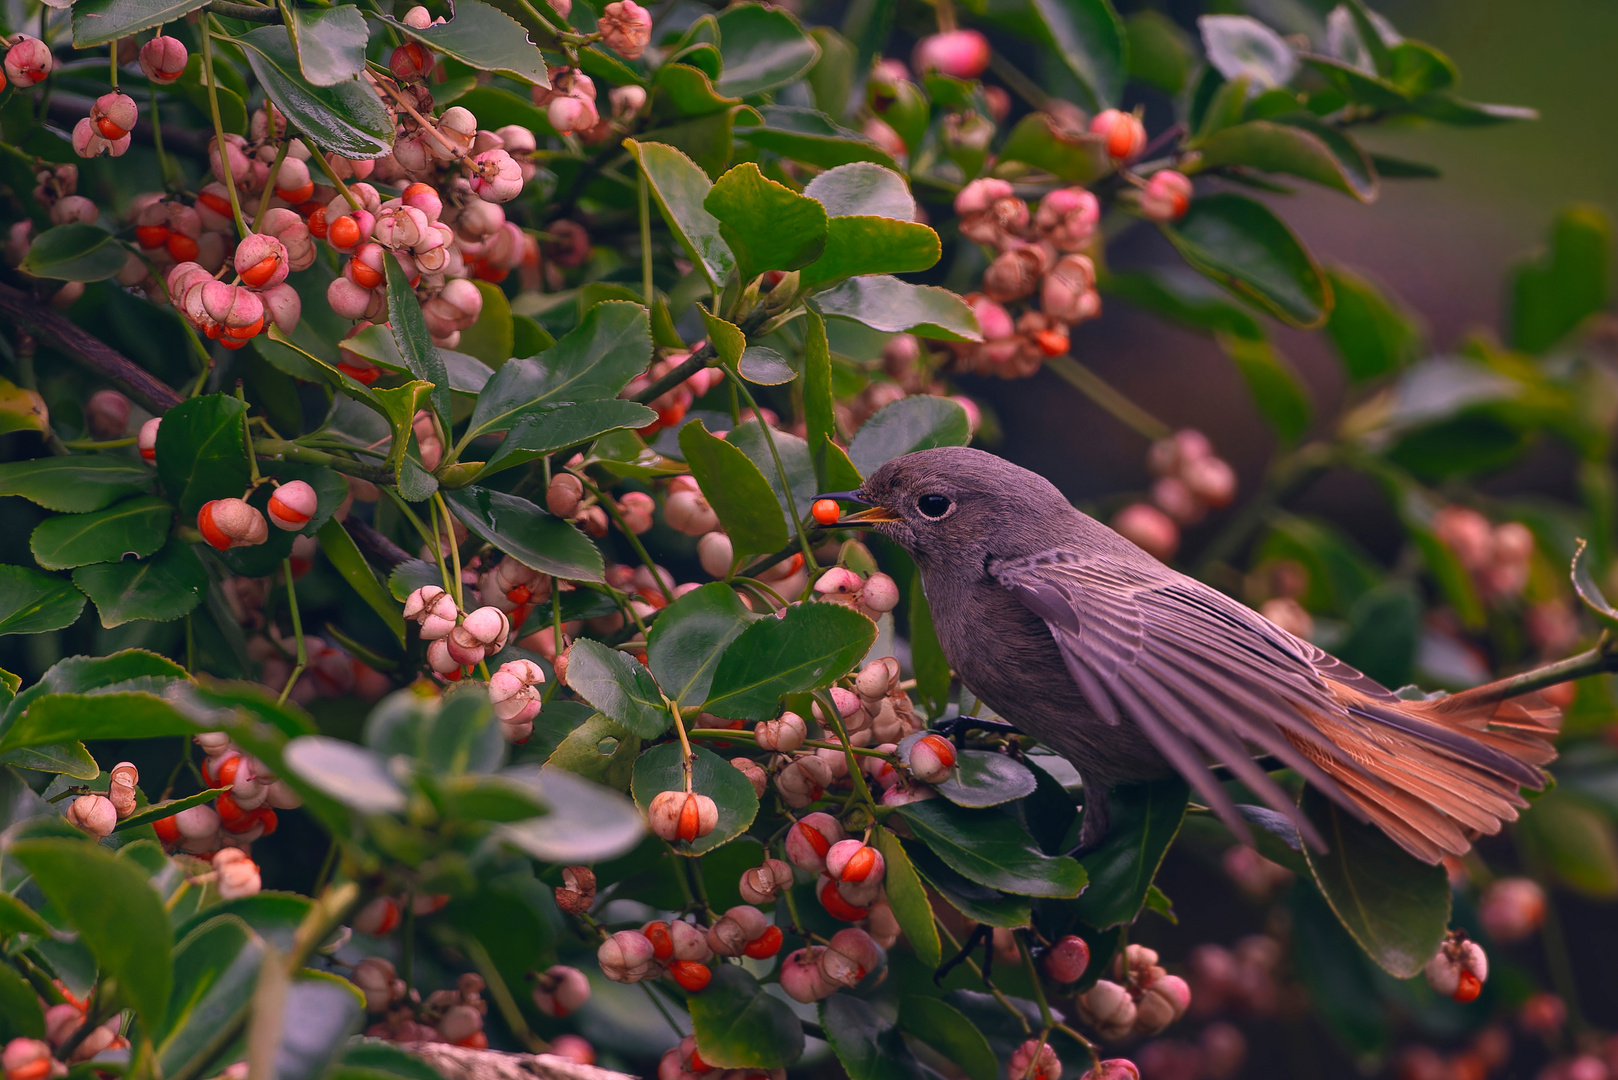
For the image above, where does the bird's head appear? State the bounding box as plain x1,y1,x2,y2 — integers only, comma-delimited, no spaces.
823,447,1076,569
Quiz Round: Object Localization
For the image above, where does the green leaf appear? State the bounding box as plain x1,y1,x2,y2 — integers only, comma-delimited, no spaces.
1070,777,1188,928
331,1041,444,1080
1300,786,1450,978
443,486,604,582
679,419,789,558
30,496,173,571
656,63,742,118
819,994,925,1080
737,106,899,171
0,741,99,779
1333,583,1419,689
17,224,128,281
273,972,366,1080
1125,10,1193,95
871,828,940,968
455,281,515,369
899,838,1033,927
496,765,645,862
0,455,152,513
933,750,1038,808
0,649,184,735
897,998,997,1080
478,401,657,479
1164,194,1331,327
0,691,202,752
996,113,1111,185
0,379,46,438
1324,266,1421,381
847,395,971,475
1217,333,1312,442
156,915,266,1078
0,565,84,635
704,163,828,285
116,787,230,833
738,347,796,385
715,5,820,98
1509,205,1611,354
154,393,251,519
801,311,842,485
689,966,804,1068
1193,116,1378,201
631,742,758,855
0,960,45,1042
282,735,407,814
237,26,394,159
286,4,368,86
72,540,207,627
727,421,817,532
1409,93,1538,127
381,254,451,425
896,800,1086,898
813,276,981,340
627,140,736,292
800,215,939,289
1198,14,1296,89
71,0,210,45
0,889,53,940
1571,539,1618,631
564,639,671,739
1030,0,1127,109
802,162,916,220
10,838,172,1031
704,601,877,720
315,518,406,644
648,583,757,706
382,0,548,85
1518,790,1618,899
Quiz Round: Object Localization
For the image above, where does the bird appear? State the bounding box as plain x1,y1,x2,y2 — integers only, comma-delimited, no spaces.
828,446,1560,864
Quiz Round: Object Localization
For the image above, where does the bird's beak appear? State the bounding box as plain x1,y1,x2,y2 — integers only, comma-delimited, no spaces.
816,490,900,527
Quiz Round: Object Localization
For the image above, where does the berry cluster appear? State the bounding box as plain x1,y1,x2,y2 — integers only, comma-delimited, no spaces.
1075,944,1193,1040
1112,429,1238,561
148,732,301,859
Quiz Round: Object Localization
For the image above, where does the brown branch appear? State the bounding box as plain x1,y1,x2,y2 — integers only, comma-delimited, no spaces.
0,282,183,413
397,1041,635,1080
344,516,411,570
631,342,713,404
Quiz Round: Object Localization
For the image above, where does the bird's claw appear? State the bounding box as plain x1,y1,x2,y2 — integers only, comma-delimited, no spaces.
933,923,996,986
931,714,1020,748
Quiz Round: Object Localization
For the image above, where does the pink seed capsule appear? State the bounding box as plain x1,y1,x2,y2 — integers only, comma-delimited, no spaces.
267,480,317,530
911,30,991,79
140,35,189,84
1090,108,1147,162
597,0,653,60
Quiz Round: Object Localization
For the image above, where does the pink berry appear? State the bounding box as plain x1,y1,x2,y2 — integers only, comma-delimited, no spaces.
1139,169,1193,222
1009,1038,1061,1080
531,965,591,1017
139,36,188,84
1043,934,1091,983
598,0,653,60
912,30,991,79
267,480,317,530
784,811,844,872
1112,503,1178,561
85,389,131,440
780,947,837,1003
1090,108,1146,162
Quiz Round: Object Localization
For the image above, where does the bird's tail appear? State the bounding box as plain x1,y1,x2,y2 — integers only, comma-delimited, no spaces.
1287,677,1560,864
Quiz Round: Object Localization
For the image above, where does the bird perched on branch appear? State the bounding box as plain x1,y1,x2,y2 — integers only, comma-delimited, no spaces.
828,447,1559,864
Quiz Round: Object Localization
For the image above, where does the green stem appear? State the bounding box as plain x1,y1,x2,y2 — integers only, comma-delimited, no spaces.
461,936,548,1053
63,436,136,450
199,17,249,239
277,559,307,706
150,84,177,189
254,438,395,484
639,169,655,307
237,384,262,485
813,690,878,815
253,136,292,232
1017,933,1055,1028
109,43,118,89
307,145,362,211
725,369,818,573
1046,355,1170,441
433,493,465,609
687,726,895,759
640,984,686,1038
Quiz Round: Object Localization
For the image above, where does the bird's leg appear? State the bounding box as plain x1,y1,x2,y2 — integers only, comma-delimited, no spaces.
932,714,1021,748
933,922,996,985
1068,783,1111,858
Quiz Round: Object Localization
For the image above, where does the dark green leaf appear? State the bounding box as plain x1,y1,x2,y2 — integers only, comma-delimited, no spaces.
1030,0,1127,109
997,113,1110,185
1125,10,1193,95
0,742,98,779
154,393,251,519
273,973,365,1080
315,518,405,644
656,63,742,118
72,540,206,627
116,787,230,833
1165,194,1331,327
237,26,394,159
0,649,184,735
801,216,939,289
0,455,152,513
0,961,44,1042
704,163,828,284
286,4,368,86
648,583,758,706
627,140,736,292
10,838,172,1030
1070,777,1189,928
1411,93,1537,127
71,0,209,45
496,765,645,862
801,311,848,492
1333,583,1419,689
1300,786,1450,977
1194,116,1377,201
818,993,925,1080
0,691,202,752
443,486,604,582
802,162,917,219
564,639,670,739
896,800,1086,898
738,347,797,385
689,966,804,1068
726,421,817,531
907,568,949,716
1509,205,1611,354
715,5,820,98
631,742,758,854
156,915,266,1077
813,276,981,340
455,281,514,369
933,749,1038,808
704,601,877,720
478,401,658,479
17,225,128,281
847,395,971,475
383,0,547,85
679,420,788,558
1288,883,1390,1057
30,496,172,571
1517,790,1618,898
1324,266,1421,381
1216,333,1312,442
382,253,451,424
0,890,53,939
871,827,940,968
282,735,407,814
0,565,84,635
738,107,898,171
897,998,997,1080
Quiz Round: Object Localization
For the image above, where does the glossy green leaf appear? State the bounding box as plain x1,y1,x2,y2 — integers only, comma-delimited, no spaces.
237,26,394,159
1069,777,1188,928
10,838,172,1030
679,419,788,558
1198,14,1296,88
896,800,1086,898
801,311,848,491
286,4,368,86
632,742,758,855
847,395,971,475
564,639,670,739
116,787,230,833
802,216,938,288
72,539,207,627
819,993,925,1080
71,0,209,44
30,496,172,571
648,583,758,706
803,162,917,220
156,915,266,1078
1300,786,1450,977
1194,116,1377,201
704,163,828,284
0,741,98,778
656,63,742,118
0,960,44,1042
627,140,736,292
0,565,84,636
814,276,981,340
872,827,940,968
1324,266,1421,381
0,649,184,734
497,765,645,862
1167,195,1332,327
1217,333,1312,442
902,837,1033,927
996,113,1111,185
315,518,406,644
454,281,515,369
0,691,200,752
897,998,997,1080
1410,93,1538,127
443,486,604,582
738,107,899,171
17,224,128,281
154,393,251,519
932,749,1038,808
0,455,152,513
736,347,795,385
1030,0,1127,109
704,601,877,720
726,421,817,531
282,735,407,814
689,966,804,1068
381,253,452,424
272,973,366,1080
715,5,820,97
383,0,548,85
1518,789,1618,899
478,400,657,479
1126,9,1193,95
1509,205,1611,355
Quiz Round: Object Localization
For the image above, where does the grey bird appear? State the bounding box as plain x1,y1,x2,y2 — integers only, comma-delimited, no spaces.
831,446,1558,862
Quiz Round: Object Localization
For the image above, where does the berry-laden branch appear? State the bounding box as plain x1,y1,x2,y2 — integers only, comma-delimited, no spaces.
0,283,183,412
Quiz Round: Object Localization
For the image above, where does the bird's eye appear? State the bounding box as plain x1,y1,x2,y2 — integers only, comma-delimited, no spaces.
917,494,952,519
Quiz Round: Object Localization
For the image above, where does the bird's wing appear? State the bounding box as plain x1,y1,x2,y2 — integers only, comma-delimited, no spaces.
992,552,1371,848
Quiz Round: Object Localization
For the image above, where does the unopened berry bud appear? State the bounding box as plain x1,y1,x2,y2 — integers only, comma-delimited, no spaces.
1079,1062,1139,1080
731,756,767,797
1090,108,1146,162
597,0,653,59
780,947,837,1003
267,480,317,530
139,35,188,83
1010,1039,1062,1080
911,30,991,79
1076,979,1138,1039
531,965,591,1017
461,605,511,649
65,794,117,838
214,849,262,900
862,572,900,613
648,789,719,844
1139,169,1193,222
598,929,657,983
1043,934,1091,983
547,472,584,517
755,711,807,752
775,755,834,810
697,530,734,578
85,389,131,440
